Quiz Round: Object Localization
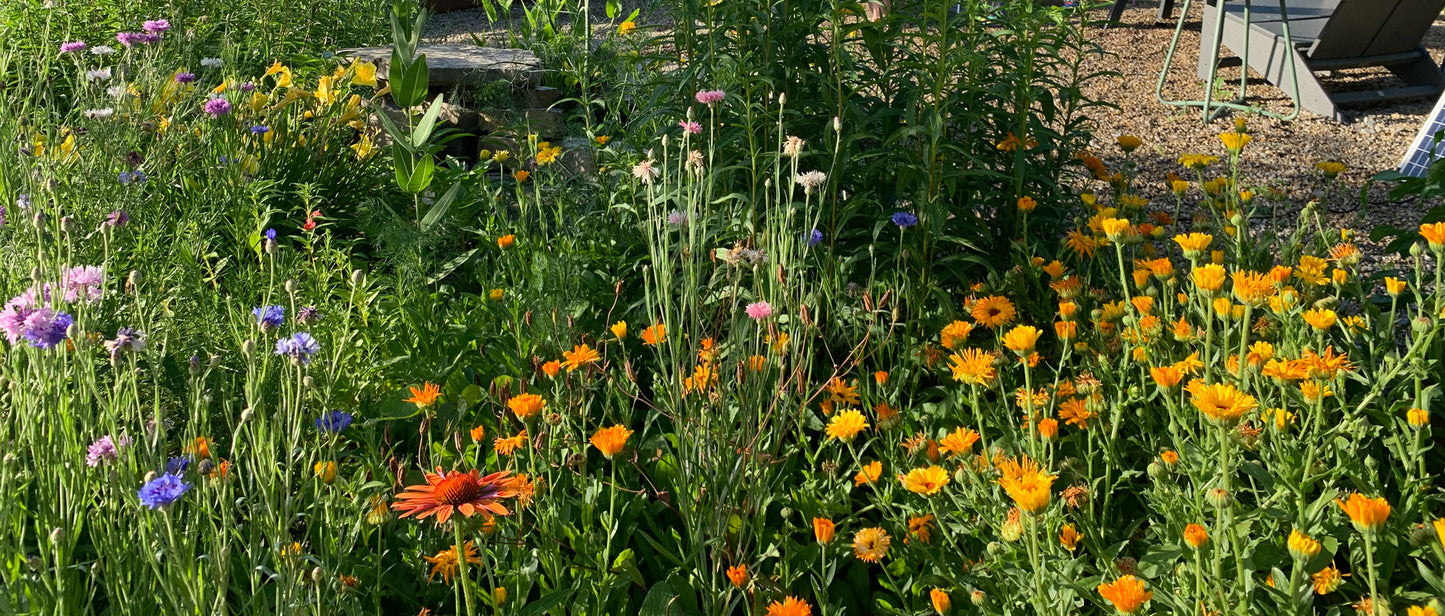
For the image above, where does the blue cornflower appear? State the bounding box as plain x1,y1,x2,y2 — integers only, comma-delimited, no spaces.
252,305,284,330
118,171,133,184
807,229,823,247
891,211,918,228
23,310,73,349
165,456,190,474
274,332,321,365
174,72,197,83
263,228,277,241
138,473,191,509
250,125,269,135
315,411,353,434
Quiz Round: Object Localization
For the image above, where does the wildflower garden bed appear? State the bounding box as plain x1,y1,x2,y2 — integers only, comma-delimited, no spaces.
1,1,1444,615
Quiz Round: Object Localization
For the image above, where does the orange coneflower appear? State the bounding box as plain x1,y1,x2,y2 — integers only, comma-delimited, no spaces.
561,344,600,372
405,383,442,408
1097,575,1152,613
423,541,483,584
590,425,633,459
997,455,1055,512
852,527,890,563
970,296,1016,329
391,467,518,525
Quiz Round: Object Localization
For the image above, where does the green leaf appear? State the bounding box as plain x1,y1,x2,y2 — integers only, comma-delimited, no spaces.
420,182,462,230
639,580,681,616
412,94,446,150
516,589,572,616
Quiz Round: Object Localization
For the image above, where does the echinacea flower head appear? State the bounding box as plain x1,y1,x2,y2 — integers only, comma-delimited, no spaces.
274,332,320,365
765,596,812,616
405,383,441,408
1097,575,1152,613
825,409,869,441
1337,493,1390,532
695,89,726,105
902,465,951,495
252,305,284,330
1185,381,1258,426
852,527,890,562
590,425,634,459
745,301,773,320
315,411,353,434
391,467,518,524
138,473,191,509
423,541,482,584
891,211,919,228
996,455,1055,512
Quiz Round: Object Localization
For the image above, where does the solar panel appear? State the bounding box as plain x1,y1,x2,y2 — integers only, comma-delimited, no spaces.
1400,90,1445,177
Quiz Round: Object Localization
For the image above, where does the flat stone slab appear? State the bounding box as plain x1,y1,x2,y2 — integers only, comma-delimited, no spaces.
337,44,542,88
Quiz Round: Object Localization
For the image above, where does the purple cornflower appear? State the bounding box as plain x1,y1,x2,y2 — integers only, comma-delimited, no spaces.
115,32,146,47
274,332,321,365
142,19,170,34
807,229,823,247
666,210,688,227
85,434,130,467
297,306,321,324
60,41,87,54
315,411,353,434
174,72,197,84
202,97,231,117
6,305,73,348
250,125,269,135
106,210,130,228
103,327,146,359
62,265,105,304
745,301,773,320
679,120,702,135
252,305,284,330
694,90,726,105
891,211,918,228
240,82,255,92
137,473,190,509
16,194,30,211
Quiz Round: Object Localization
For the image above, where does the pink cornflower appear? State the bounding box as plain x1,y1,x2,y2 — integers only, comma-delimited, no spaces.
695,90,726,105
679,120,702,135
745,301,773,320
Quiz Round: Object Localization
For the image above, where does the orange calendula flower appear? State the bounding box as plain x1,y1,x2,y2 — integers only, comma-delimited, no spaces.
641,323,666,346
1037,418,1059,440
938,427,980,456
1312,565,1346,595
562,344,600,371
405,383,442,408
391,467,518,525
617,20,637,35
1149,365,1186,390
1098,575,1152,613
1288,529,1321,560
1058,398,1094,429
1219,131,1252,153
854,461,882,485
930,588,952,614
1192,264,1227,294
590,426,633,459
423,541,483,584
813,517,836,543
726,564,748,588
1231,270,1275,306
1183,524,1208,549
902,466,950,495
541,360,562,377
1337,493,1390,532
1174,232,1213,257
939,320,975,350
765,596,812,616
996,455,1055,512
610,321,627,339
1160,450,1180,465
852,527,890,562
1001,325,1042,356
1303,308,1337,331
907,514,935,543
1420,222,1445,248
970,296,1016,329
1185,381,1258,426
826,410,869,442
494,430,528,455
506,393,545,419
469,425,486,442
874,370,889,385
948,349,997,385
1117,135,1143,152
1017,196,1037,212
1101,217,1132,242
1059,524,1081,552
496,234,515,249
1407,408,1430,427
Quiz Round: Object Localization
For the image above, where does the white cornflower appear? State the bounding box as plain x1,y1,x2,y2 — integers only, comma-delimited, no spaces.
84,108,114,119
795,170,828,194
632,160,661,185
200,57,223,68
90,46,116,56
782,135,805,158
86,68,112,81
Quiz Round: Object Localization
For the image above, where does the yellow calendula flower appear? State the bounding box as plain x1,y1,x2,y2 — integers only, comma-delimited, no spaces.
902,466,950,495
825,410,869,442
1311,565,1346,595
1302,308,1337,331
1117,134,1143,153
610,321,627,340
1287,529,1321,560
1219,131,1252,153
1179,153,1219,170
1192,264,1227,294
996,455,1055,512
617,20,637,35
1001,325,1042,356
1185,380,1258,426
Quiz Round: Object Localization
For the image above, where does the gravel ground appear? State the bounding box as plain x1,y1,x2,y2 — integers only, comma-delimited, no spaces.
1083,2,1445,266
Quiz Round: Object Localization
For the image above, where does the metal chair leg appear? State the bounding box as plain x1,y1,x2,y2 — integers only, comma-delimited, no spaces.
1106,0,1128,26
